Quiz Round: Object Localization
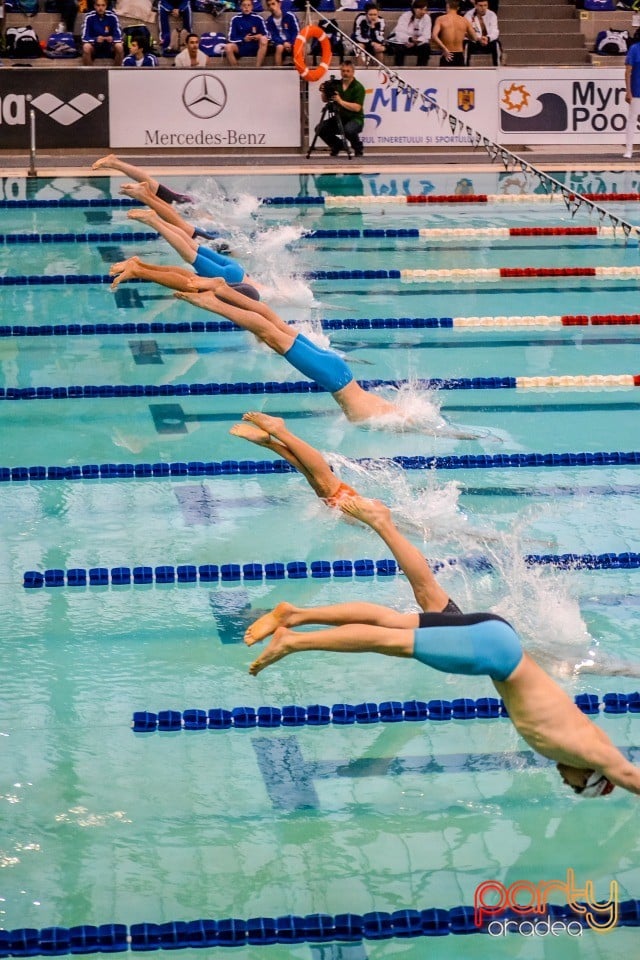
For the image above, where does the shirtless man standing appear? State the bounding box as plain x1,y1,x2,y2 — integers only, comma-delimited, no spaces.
432,0,479,66
244,560,640,797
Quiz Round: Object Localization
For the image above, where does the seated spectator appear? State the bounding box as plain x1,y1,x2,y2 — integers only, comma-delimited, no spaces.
388,0,431,67
82,0,124,65
57,0,78,35
464,0,501,64
158,0,193,55
123,34,158,65
352,3,387,60
312,16,344,66
264,0,299,66
174,32,210,66
225,0,269,65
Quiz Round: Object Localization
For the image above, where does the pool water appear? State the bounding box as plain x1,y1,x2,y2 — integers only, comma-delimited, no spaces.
1,170,640,960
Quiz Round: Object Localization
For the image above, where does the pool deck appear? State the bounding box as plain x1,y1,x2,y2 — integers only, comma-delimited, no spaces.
0,143,636,178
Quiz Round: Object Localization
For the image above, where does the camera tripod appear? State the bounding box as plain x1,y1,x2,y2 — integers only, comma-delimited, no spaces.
307,100,353,161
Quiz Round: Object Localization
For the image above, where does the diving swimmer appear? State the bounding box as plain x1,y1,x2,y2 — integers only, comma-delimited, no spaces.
244,599,640,798
91,155,194,205
161,278,482,435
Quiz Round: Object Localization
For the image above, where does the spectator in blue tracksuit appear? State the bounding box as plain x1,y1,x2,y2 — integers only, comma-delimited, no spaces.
225,0,269,66
81,0,124,65
159,0,193,55
122,37,158,66
264,0,299,66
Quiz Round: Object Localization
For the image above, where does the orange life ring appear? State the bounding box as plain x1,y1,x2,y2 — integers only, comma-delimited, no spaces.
294,24,332,83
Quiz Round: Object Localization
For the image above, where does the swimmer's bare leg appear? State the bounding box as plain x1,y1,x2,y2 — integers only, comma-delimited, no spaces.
92,156,161,195
249,623,413,676
175,290,296,354
229,421,306,471
121,182,195,234
341,496,451,613
245,600,420,646
128,210,198,263
208,283,295,337
241,412,340,499
110,258,195,292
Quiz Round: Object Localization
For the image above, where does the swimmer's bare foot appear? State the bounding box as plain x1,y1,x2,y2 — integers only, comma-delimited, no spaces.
127,208,157,226
185,275,229,293
119,181,153,201
244,601,296,646
242,411,286,437
340,495,392,530
175,290,225,312
229,422,271,447
110,255,140,276
249,626,294,675
92,154,118,171
109,258,141,290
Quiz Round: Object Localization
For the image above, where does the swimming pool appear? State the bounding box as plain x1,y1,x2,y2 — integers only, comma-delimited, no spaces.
1,168,639,960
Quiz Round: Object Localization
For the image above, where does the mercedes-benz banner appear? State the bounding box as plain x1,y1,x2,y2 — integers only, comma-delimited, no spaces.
108,70,301,149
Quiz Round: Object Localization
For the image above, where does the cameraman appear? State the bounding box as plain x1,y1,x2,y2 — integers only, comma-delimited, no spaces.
317,60,366,157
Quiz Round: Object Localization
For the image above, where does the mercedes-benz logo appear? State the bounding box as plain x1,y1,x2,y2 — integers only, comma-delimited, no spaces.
182,75,227,120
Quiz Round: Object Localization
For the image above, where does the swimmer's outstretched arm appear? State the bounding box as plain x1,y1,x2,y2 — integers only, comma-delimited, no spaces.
249,622,413,675
340,496,451,613
92,155,161,195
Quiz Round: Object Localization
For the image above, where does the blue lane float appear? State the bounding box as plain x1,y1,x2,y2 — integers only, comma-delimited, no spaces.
2,900,640,955
0,232,157,246
0,271,401,287
131,692,640,732
22,552,640,589
0,198,139,209
0,377,522,401
0,317,455,338
2,452,640,486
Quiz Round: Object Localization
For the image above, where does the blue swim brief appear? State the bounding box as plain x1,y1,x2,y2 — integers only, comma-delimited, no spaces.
284,333,354,394
413,611,523,682
192,246,244,284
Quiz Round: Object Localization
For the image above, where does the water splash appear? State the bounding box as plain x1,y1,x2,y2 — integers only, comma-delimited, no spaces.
361,380,504,442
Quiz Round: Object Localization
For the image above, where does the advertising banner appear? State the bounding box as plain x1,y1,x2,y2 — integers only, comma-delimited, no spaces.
308,69,498,149
0,70,109,150
108,70,301,148
497,68,628,144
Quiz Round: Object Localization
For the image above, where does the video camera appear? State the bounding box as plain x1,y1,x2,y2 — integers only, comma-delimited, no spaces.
320,74,341,103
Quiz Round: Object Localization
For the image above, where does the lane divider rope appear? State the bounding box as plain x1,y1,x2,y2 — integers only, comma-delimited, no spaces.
306,226,625,240
4,900,640,954
0,231,156,245
132,692,640,732
400,266,640,283
3,267,640,286
3,314,640,339
3,451,640,485
1,191,638,209
22,552,640,588
2,374,639,400
323,193,640,206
